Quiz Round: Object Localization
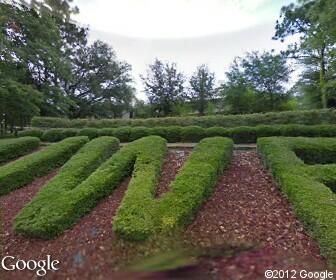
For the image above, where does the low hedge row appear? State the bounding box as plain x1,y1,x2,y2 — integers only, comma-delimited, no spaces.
14,136,120,239
31,109,336,128
257,137,336,265
113,137,233,241
17,129,44,138
0,136,88,196
20,124,336,143
0,137,40,164
12,136,166,239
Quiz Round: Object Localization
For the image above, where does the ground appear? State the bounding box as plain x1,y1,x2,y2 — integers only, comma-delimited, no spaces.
0,148,332,280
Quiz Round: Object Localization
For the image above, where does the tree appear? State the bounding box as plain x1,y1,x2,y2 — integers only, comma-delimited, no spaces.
221,51,293,113
274,0,336,108
141,59,186,117
64,41,134,118
189,64,216,115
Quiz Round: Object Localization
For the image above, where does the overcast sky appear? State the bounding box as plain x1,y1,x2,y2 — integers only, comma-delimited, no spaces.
73,0,295,100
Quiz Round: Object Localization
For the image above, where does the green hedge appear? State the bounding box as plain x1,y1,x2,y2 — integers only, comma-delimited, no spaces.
12,136,165,239
22,124,336,143
113,137,233,241
0,137,40,164
31,109,336,128
17,129,44,138
41,128,78,142
257,137,336,265
14,137,120,239
0,136,88,195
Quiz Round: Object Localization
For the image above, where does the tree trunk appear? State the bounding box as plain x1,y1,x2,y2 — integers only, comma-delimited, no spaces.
320,45,327,109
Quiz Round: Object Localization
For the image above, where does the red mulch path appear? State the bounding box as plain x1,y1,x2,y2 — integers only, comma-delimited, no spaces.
0,149,331,280
185,151,329,279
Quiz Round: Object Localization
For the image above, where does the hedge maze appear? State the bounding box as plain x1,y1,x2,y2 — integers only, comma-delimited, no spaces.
2,131,336,265
258,137,336,264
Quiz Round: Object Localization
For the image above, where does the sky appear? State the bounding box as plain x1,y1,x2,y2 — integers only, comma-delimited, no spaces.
73,0,295,100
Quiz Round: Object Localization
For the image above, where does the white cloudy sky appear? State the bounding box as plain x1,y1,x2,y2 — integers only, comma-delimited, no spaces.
73,0,295,100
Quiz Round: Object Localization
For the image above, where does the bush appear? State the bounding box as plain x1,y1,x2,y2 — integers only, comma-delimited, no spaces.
129,127,150,142
257,137,336,265
14,136,165,239
157,137,233,232
77,128,99,139
31,116,70,128
98,128,116,137
14,136,120,239
113,127,131,142
180,126,205,142
0,136,88,195
41,129,78,142
18,129,44,138
164,126,182,142
32,124,336,144
0,137,40,164
113,137,233,241
31,109,336,128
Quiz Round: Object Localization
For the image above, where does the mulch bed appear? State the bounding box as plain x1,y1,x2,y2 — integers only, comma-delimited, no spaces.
0,149,331,280
185,151,328,279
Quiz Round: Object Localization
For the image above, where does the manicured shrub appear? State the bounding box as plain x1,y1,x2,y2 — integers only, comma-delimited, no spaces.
148,127,168,139
17,129,44,138
180,126,205,142
113,127,131,142
14,136,165,239
0,136,88,195
31,109,336,128
258,137,336,265
14,136,120,239
98,128,116,137
41,129,68,142
157,137,233,231
205,127,228,138
164,126,182,142
113,137,233,241
77,128,99,139
31,116,70,128
0,137,40,164
227,126,257,143
129,127,150,142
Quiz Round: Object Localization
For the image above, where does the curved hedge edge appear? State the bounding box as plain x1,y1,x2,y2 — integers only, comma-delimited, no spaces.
14,136,120,239
257,137,336,265
113,137,234,241
112,137,168,241
158,137,233,232
0,137,40,164
17,129,44,139
13,136,166,239
0,136,88,196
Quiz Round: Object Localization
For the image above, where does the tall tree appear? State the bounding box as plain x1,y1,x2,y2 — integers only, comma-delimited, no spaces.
189,64,216,115
141,59,185,117
274,0,336,108
221,51,293,113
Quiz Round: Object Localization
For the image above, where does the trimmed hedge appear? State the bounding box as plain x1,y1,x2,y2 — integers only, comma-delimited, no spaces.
0,136,88,195
14,137,120,239
21,124,336,143
0,137,40,164
41,128,78,142
257,137,336,265
113,137,233,241
17,129,44,138
13,136,165,239
31,109,336,128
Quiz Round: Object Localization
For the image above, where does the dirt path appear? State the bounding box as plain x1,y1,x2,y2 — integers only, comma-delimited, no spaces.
185,150,328,279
